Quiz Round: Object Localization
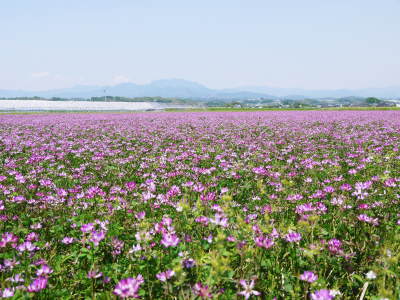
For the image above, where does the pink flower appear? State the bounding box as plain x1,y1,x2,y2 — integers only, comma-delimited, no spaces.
204,234,213,243
287,194,303,201
254,235,274,249
340,184,352,191
357,214,379,226
160,233,179,247
182,258,196,269
156,270,175,282
195,216,209,226
270,228,280,239
0,232,18,247
220,187,229,194
238,279,260,299
36,264,53,276
135,211,146,220
90,230,106,246
227,235,236,242
7,274,24,283
113,275,144,298
328,239,342,254
210,213,228,227
284,231,302,243
1,288,14,298
61,237,74,244
27,277,48,292
193,282,213,299
26,232,39,241
17,241,38,252
384,178,396,187
80,223,95,233
125,181,137,191
300,271,318,283
87,270,103,279
323,186,335,193
129,244,142,253
3,259,19,270
310,289,337,300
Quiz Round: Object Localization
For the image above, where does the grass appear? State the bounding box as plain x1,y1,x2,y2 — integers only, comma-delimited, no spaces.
164,107,400,112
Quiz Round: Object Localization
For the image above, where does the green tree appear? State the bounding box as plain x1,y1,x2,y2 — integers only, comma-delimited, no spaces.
365,97,381,105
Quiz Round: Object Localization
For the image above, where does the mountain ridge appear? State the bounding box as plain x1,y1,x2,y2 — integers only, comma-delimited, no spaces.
1,79,399,99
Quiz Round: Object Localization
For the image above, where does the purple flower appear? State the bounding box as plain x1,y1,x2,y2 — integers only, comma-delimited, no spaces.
3,259,19,270
160,232,179,247
328,239,341,248
1,288,15,298
326,238,343,255
270,228,280,239
210,213,228,227
357,214,379,226
200,192,216,202
310,289,338,300
17,241,38,252
238,279,261,299
254,235,274,249
195,216,209,226
156,270,175,282
227,235,236,242
129,244,142,253
125,181,137,190
161,216,173,227
285,231,302,243
193,282,213,299
80,223,95,233
61,237,74,244
87,270,103,279
113,275,144,298
220,187,229,194
27,277,48,292
287,194,304,201
182,258,196,269
103,276,111,283
7,274,24,283
340,184,352,191
323,186,335,193
36,264,53,276
300,271,318,283
111,237,125,256
384,178,396,187
204,234,213,243
0,232,18,247
135,211,146,220
26,232,39,242
90,230,106,246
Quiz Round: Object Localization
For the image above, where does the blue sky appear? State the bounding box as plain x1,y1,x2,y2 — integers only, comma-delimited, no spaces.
1,0,399,90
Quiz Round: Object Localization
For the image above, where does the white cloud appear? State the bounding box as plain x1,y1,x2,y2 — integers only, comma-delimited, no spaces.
31,72,50,78
53,74,64,80
112,75,130,84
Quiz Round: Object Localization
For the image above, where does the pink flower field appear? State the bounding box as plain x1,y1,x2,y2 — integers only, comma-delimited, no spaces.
0,111,399,299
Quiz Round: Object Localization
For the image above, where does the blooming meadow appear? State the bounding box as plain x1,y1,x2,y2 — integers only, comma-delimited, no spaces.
0,111,399,299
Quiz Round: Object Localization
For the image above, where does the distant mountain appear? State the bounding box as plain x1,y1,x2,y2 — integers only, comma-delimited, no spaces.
231,86,400,99
0,79,274,100
1,79,399,99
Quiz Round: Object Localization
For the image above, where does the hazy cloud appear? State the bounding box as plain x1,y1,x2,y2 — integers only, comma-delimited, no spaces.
112,75,130,84
31,72,50,78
